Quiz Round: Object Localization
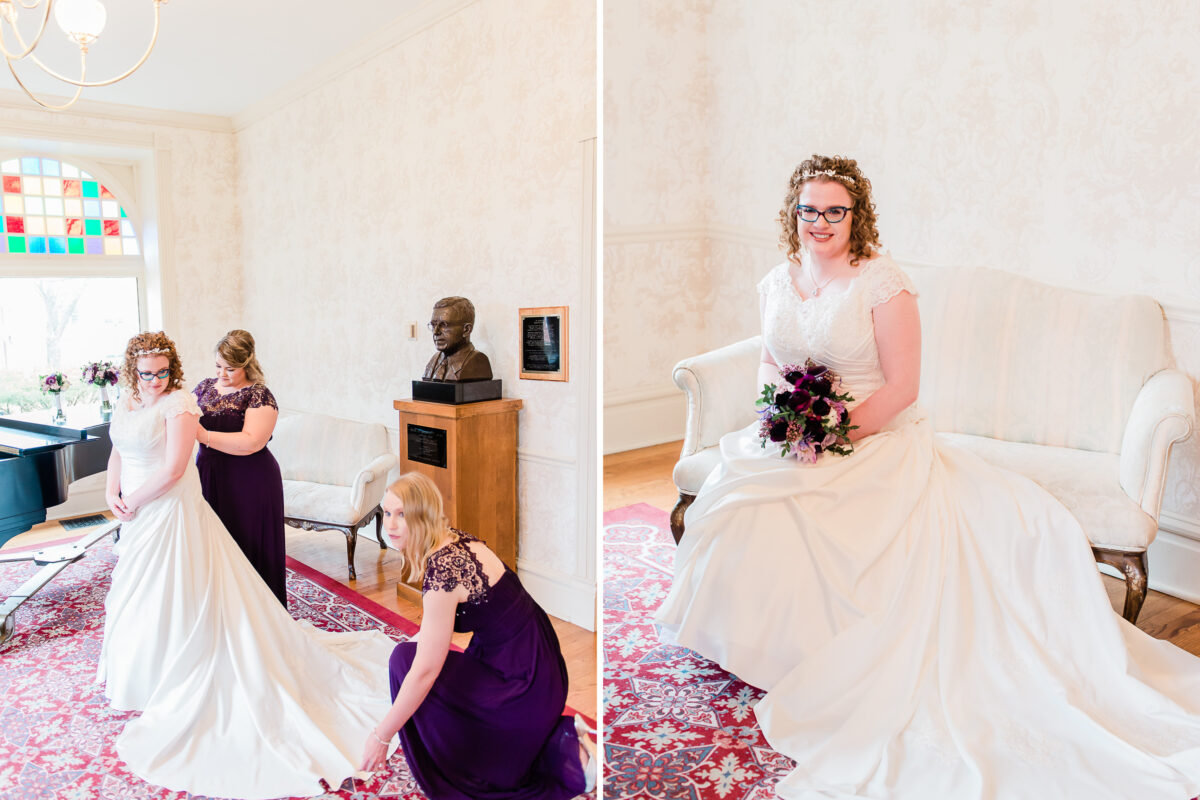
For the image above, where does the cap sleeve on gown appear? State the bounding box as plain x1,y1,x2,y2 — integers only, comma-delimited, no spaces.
246,383,278,410
422,532,489,602
758,262,791,297
864,255,918,308
163,389,202,419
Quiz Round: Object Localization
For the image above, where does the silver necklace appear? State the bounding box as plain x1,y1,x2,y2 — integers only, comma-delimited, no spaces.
807,265,837,297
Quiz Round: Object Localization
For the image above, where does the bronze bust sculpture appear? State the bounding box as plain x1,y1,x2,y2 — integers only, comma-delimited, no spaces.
422,297,493,381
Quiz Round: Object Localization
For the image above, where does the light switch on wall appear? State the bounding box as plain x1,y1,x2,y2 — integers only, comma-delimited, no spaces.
407,322,418,340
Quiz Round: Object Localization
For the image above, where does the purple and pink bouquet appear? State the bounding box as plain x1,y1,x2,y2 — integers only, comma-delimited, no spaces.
757,359,857,462
81,360,120,387
39,372,70,393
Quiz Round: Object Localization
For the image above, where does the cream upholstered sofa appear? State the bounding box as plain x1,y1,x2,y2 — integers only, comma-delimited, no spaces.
670,263,1194,623
270,413,398,580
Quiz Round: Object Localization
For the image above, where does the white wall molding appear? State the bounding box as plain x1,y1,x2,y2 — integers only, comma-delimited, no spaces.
1160,510,1200,543
604,384,684,454
232,0,479,132
516,558,596,630
0,90,233,134
604,223,709,245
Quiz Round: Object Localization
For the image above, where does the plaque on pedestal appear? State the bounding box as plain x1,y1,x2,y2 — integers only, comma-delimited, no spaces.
411,378,502,405
392,397,523,602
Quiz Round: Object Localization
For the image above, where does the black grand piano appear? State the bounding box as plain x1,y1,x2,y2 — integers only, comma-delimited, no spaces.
0,404,113,548
0,405,118,645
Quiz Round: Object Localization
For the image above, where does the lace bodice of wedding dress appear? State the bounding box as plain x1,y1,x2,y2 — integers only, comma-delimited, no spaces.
108,389,201,494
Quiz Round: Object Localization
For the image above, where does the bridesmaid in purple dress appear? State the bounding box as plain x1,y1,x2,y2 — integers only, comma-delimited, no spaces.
192,329,287,606
359,472,596,799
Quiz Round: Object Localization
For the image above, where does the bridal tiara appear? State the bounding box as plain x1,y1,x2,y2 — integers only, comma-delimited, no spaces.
802,168,856,186
134,347,172,356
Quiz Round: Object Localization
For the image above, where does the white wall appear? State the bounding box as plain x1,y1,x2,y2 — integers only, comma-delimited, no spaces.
236,0,598,626
604,0,1200,594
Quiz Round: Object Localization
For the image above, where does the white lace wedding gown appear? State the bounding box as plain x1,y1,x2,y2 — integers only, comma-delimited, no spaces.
655,255,1200,799
98,389,397,799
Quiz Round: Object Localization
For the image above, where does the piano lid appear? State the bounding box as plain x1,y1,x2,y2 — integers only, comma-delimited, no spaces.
0,427,91,457
0,404,113,440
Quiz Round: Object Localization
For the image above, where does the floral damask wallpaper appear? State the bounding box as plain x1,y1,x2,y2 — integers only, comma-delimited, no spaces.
605,0,1200,522
237,0,596,580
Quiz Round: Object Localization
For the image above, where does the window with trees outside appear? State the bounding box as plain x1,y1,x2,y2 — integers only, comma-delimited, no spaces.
1,156,144,415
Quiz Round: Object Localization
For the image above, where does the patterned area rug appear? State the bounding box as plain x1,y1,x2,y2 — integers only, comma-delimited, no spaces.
0,531,585,800
603,503,793,799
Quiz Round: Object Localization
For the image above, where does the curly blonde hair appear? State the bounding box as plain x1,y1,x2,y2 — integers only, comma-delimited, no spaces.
215,329,266,384
387,472,452,584
122,331,185,403
778,155,881,267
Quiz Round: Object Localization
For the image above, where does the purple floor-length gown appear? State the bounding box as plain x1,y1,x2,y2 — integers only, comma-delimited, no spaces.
193,378,287,607
389,530,586,800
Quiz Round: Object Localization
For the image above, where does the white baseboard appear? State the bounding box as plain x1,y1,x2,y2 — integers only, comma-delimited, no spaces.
1146,528,1200,606
604,387,686,454
516,560,596,631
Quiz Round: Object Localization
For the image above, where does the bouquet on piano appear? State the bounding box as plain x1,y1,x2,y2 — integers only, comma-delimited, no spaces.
81,360,120,387
756,359,856,463
38,372,70,393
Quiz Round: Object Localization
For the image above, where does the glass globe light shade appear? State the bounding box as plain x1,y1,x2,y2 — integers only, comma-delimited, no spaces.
54,0,107,45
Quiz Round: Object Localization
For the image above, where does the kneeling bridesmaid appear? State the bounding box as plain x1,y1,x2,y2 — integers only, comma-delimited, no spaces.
360,472,596,798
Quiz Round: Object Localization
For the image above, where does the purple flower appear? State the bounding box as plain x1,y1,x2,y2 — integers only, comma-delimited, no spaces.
787,390,812,412
768,419,789,442
805,363,828,377
811,398,830,416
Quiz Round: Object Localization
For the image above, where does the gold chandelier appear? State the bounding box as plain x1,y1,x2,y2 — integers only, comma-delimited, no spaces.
0,0,166,110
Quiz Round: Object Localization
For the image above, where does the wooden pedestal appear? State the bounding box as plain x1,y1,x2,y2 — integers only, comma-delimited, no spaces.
393,398,523,578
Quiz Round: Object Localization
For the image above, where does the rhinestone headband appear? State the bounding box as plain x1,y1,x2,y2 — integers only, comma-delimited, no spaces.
134,347,171,356
802,168,856,186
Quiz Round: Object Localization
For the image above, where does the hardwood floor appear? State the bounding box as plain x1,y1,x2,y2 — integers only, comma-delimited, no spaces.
605,440,1200,658
2,515,597,720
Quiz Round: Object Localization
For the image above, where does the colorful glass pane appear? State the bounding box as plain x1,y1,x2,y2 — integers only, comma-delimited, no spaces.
0,157,136,257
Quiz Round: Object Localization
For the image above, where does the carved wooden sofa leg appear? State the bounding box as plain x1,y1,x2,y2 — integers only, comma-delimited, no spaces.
1092,547,1148,624
374,507,387,549
670,493,696,545
286,504,384,583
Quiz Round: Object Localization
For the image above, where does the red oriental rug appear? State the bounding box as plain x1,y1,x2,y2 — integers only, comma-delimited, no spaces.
603,504,792,799
0,531,592,800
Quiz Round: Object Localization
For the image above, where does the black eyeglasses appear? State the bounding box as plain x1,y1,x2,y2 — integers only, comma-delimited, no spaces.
796,205,851,224
137,368,171,381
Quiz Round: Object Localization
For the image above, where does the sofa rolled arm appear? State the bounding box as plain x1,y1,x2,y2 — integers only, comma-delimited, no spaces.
672,335,763,458
1118,368,1195,518
350,453,401,517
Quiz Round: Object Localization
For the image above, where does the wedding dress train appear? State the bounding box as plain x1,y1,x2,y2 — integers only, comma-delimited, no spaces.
656,255,1200,799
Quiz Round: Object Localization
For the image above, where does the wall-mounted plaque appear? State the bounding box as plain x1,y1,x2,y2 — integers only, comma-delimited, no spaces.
406,424,447,468
518,305,569,382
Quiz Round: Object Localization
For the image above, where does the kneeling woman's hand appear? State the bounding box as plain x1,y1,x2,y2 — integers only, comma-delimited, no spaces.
360,728,391,772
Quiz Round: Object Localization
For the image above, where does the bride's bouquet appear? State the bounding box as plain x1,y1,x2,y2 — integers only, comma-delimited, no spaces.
757,359,856,462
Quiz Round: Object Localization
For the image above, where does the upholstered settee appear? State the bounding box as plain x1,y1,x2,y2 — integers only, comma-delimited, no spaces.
270,412,398,580
670,263,1194,623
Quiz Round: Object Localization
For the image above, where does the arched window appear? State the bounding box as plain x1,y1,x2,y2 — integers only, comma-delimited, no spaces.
0,156,145,414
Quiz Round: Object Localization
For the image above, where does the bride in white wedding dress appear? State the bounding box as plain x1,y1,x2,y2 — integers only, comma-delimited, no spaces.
98,331,396,799
655,155,1200,799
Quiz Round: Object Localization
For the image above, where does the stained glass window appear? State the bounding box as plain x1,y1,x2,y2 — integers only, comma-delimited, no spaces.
1,156,139,256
